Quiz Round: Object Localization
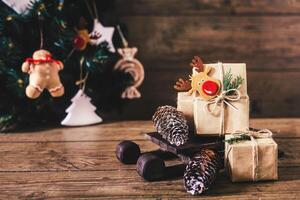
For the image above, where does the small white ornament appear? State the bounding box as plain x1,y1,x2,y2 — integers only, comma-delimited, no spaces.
61,89,103,126
89,19,115,52
2,0,32,14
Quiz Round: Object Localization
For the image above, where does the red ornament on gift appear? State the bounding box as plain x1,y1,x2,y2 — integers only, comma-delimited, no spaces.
202,80,219,96
187,56,221,100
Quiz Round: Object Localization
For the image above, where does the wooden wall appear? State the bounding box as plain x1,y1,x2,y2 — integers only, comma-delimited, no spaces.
105,0,300,120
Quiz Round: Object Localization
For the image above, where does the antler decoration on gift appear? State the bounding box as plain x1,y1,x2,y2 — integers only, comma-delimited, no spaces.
174,78,191,91
190,56,204,72
173,56,204,92
174,56,221,100
187,56,221,100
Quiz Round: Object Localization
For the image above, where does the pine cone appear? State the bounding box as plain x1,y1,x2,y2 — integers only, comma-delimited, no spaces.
152,105,189,146
184,149,221,195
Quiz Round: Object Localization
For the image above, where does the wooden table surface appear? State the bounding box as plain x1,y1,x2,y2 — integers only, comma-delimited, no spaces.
0,119,299,199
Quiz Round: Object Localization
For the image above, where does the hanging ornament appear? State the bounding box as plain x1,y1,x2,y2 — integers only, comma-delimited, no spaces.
73,17,91,51
89,19,115,52
61,57,102,126
61,89,102,126
65,17,101,61
2,0,32,14
73,29,91,51
84,0,115,52
21,12,64,99
22,49,64,99
114,25,144,99
57,0,64,11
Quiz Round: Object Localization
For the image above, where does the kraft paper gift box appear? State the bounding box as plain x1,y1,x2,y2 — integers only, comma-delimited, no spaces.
194,95,249,135
225,132,278,182
177,92,194,130
193,62,249,135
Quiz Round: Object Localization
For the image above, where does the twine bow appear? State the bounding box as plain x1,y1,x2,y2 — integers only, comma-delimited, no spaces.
205,88,241,135
232,129,273,139
205,89,241,115
227,129,273,181
202,62,244,135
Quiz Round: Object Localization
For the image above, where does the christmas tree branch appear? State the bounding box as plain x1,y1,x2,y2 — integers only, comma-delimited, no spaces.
0,0,130,132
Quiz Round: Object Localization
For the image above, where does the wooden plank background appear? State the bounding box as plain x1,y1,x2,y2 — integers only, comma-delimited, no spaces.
0,119,299,199
101,0,300,120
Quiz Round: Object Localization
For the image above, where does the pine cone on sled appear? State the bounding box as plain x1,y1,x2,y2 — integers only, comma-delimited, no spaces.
152,105,189,146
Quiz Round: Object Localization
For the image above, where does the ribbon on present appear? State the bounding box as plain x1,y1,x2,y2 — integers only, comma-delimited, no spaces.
226,129,273,181
204,62,242,135
230,129,273,141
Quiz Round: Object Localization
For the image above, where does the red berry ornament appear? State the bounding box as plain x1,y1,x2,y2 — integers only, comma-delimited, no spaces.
202,80,219,96
73,35,85,50
73,30,90,51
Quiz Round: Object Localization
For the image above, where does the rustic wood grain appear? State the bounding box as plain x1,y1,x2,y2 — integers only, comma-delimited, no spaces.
0,136,298,172
113,0,300,15
102,0,300,118
114,70,300,119
120,15,300,71
0,167,299,200
0,120,299,199
0,119,299,142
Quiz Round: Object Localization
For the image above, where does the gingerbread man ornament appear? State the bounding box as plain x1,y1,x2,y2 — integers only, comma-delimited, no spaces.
21,49,64,99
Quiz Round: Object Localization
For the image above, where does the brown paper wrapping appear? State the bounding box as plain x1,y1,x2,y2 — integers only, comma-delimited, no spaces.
177,92,194,131
194,95,249,135
192,63,247,96
177,62,249,135
225,135,278,182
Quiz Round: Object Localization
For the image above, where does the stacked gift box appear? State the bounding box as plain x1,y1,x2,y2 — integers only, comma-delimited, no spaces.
116,56,278,196
175,56,278,183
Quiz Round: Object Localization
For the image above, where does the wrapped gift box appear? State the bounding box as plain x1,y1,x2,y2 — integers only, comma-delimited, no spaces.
177,92,194,131
194,95,249,135
225,134,278,182
193,62,249,135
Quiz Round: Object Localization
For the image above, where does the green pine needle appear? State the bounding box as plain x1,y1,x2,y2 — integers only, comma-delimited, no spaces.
224,134,251,144
223,69,244,92
0,114,13,127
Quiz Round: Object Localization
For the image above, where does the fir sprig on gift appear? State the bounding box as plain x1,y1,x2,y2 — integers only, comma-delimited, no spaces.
225,134,251,144
223,69,244,91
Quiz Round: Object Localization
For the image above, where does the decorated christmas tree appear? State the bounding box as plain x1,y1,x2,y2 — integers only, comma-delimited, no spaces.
0,0,133,131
